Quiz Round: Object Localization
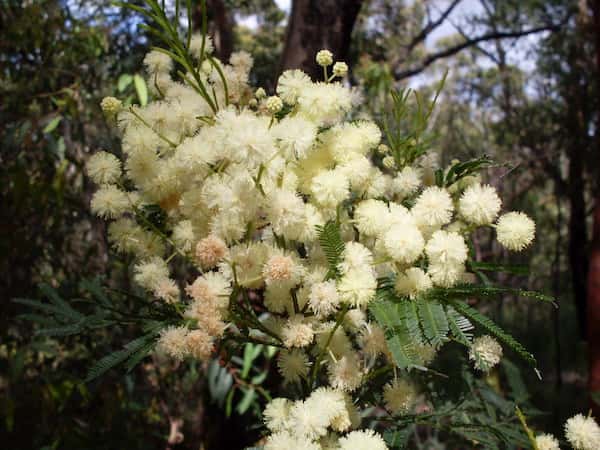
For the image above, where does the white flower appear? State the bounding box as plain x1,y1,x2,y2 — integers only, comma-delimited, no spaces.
282,315,314,348
565,414,600,450
309,280,340,317
189,33,214,58
425,230,468,265
264,398,292,432
382,223,424,264
143,50,172,74
353,199,390,237
278,349,310,384
297,82,353,125
338,242,374,274
263,253,303,287
496,212,535,251
316,49,334,66
459,184,502,225
172,220,195,252
337,269,377,307
157,326,189,360
90,185,130,219
428,261,465,288
392,166,421,198
265,431,321,450
338,429,388,450
469,335,503,371
195,235,228,269
412,186,454,229
289,399,330,440
277,69,312,105
185,329,214,359
394,268,432,299
133,256,169,291
535,434,561,450
328,352,363,392
272,116,317,159
265,188,306,240
383,379,418,414
310,168,350,208
87,151,121,185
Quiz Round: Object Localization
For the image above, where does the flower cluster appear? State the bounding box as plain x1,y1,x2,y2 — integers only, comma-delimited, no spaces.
89,40,537,449
535,413,600,450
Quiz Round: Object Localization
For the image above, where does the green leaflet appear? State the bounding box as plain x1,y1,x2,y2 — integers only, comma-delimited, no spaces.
416,297,449,347
426,283,556,306
450,300,537,368
85,332,158,382
316,221,345,280
446,306,474,346
369,299,418,369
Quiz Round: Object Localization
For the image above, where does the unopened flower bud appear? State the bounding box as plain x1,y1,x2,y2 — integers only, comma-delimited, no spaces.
100,96,122,116
249,98,258,108
266,96,283,114
382,155,396,169
255,87,266,99
333,62,348,77
316,49,333,67
377,143,390,155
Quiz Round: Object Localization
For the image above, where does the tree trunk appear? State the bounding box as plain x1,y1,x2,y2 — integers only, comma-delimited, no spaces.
194,0,234,61
587,0,600,414
280,0,363,80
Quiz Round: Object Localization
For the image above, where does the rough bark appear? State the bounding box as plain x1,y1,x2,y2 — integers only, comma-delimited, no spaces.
280,0,363,80
588,0,600,414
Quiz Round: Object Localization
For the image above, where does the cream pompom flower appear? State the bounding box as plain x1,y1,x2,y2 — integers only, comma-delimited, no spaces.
353,199,390,237
412,186,454,229
394,268,432,299
310,168,350,209
535,433,561,450
338,242,374,274
327,352,363,392
264,431,321,450
276,69,312,105
308,280,340,317
469,335,503,371
185,329,214,360
195,235,228,269
392,166,421,199
338,429,388,450
383,378,418,415
425,230,468,265
86,151,121,185
172,220,195,252
337,269,377,307
263,398,292,432
133,256,170,291
282,315,315,348
496,211,536,251
459,184,502,225
565,414,600,450
143,49,172,74
157,326,189,360
90,185,130,219
382,223,425,264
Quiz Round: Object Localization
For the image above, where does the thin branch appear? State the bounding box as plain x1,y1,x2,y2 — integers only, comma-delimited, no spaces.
406,0,463,53
394,23,563,80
